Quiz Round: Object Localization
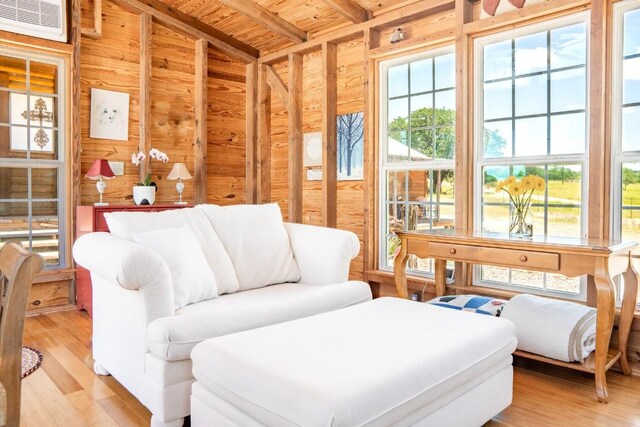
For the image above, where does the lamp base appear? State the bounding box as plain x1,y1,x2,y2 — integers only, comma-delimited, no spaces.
174,201,188,205
94,202,109,206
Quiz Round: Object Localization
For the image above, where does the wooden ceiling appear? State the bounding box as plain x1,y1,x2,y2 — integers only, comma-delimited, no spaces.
156,0,412,54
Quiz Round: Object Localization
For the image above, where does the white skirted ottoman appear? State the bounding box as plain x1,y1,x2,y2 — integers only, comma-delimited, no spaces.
190,297,517,426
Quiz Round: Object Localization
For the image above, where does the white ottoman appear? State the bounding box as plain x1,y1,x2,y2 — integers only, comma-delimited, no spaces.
191,297,517,426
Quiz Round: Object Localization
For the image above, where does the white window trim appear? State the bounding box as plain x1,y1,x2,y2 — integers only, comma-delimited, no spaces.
472,13,590,301
0,47,67,269
378,46,456,274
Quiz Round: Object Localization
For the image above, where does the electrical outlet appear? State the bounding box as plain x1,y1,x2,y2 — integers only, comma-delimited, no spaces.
411,292,421,302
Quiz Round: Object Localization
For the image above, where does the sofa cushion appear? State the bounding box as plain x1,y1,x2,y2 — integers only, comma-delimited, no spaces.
146,281,373,361
133,226,218,310
104,207,239,294
200,203,300,291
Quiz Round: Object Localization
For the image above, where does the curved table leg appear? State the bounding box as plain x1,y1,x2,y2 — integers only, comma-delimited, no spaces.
619,258,639,375
592,258,616,403
394,237,409,299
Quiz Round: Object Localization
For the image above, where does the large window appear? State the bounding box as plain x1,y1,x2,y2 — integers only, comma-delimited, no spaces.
380,48,456,274
0,48,66,268
475,15,588,297
612,1,640,304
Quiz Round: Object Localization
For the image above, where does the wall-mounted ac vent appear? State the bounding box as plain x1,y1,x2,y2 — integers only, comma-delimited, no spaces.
0,0,66,42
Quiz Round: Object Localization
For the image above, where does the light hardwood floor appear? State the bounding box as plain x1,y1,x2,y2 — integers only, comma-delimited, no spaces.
21,309,640,426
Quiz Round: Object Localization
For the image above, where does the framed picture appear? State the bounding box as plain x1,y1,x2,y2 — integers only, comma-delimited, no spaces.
337,112,364,180
90,88,130,141
303,132,322,167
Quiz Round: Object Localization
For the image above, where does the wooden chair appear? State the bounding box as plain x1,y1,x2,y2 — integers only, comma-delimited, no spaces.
0,242,44,426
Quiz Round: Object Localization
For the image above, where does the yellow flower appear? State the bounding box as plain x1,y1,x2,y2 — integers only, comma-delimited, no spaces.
509,182,523,196
495,180,505,192
521,176,534,191
505,176,516,185
534,176,545,191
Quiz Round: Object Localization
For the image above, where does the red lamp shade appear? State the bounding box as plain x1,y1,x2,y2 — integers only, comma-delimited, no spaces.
86,159,116,180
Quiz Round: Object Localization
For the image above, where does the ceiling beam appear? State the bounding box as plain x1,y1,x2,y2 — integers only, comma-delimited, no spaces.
216,0,307,43
321,0,369,23
114,0,259,63
259,0,454,64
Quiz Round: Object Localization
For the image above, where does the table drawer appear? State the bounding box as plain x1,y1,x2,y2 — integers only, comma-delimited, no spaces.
428,242,560,270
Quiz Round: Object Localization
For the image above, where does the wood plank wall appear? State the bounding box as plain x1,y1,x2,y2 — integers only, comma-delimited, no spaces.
78,0,246,206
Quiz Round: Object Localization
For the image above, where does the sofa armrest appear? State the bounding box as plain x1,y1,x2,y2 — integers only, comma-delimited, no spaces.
284,223,359,285
73,232,174,323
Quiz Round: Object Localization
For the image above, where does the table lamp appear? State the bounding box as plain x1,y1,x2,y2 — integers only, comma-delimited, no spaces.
167,163,192,205
86,159,115,206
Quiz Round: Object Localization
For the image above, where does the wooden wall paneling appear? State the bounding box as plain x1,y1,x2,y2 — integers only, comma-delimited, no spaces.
81,0,103,39
321,0,369,23
245,62,258,204
215,0,307,43
113,0,258,62
288,53,303,223
455,0,473,287
363,28,379,275
206,47,247,205
71,0,82,213
139,12,152,184
322,42,338,227
258,63,272,203
194,39,208,204
259,0,456,64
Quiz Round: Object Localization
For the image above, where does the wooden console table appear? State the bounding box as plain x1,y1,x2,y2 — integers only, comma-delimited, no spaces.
393,229,639,403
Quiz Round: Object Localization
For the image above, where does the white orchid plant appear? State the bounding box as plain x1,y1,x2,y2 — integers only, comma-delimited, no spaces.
131,148,169,186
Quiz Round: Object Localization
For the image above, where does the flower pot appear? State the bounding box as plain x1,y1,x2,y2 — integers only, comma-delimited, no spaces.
133,185,156,205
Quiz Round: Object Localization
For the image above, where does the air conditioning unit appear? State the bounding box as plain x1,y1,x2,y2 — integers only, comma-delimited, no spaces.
0,0,67,42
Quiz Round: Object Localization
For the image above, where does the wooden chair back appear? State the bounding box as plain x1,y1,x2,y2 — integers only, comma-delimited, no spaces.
0,242,43,426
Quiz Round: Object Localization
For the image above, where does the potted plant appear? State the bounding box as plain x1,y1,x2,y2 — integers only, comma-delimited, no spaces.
131,148,169,205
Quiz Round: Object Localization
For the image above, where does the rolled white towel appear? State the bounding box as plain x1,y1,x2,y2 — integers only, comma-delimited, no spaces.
501,294,596,363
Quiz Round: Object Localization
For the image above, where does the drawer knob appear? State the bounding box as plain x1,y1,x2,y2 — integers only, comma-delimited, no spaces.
449,248,457,255
520,255,528,263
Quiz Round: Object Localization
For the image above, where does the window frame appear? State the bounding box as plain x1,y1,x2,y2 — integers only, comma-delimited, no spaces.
378,45,456,274
472,13,590,300
0,46,67,269
611,0,640,308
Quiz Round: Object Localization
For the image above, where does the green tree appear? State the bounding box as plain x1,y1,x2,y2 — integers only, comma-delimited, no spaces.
548,166,580,183
622,167,640,190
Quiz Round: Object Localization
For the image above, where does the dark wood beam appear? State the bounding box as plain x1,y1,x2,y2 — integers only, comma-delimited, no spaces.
322,42,337,228
114,0,258,63
321,0,368,23
216,0,307,43
194,39,208,204
288,53,303,223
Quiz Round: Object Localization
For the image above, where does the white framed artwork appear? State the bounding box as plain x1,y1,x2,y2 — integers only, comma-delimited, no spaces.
303,132,322,167
90,88,130,141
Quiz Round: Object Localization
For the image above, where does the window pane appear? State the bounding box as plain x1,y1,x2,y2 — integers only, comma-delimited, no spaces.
410,129,433,160
622,106,640,152
435,54,455,90
410,58,432,93
435,127,455,159
388,64,408,98
435,89,455,126
385,234,401,268
623,9,640,57
9,93,28,125
30,61,58,95
32,168,58,199
482,266,510,283
623,57,640,105
0,167,28,199
546,273,580,294
550,113,585,154
410,94,432,127
514,31,547,75
550,68,586,112
388,98,408,127
621,162,640,242
484,121,512,158
484,80,512,120
512,269,544,288
548,206,581,237
515,117,546,156
0,56,26,90
550,23,587,70
32,201,59,266
515,75,547,116
482,204,509,233
547,164,581,201
387,170,405,202
387,131,409,163
388,203,406,233
0,202,28,243
484,40,512,81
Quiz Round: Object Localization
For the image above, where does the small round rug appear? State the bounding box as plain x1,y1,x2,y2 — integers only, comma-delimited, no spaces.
21,346,43,379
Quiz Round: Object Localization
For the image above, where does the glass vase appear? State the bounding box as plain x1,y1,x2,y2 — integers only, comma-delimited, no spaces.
509,204,533,238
